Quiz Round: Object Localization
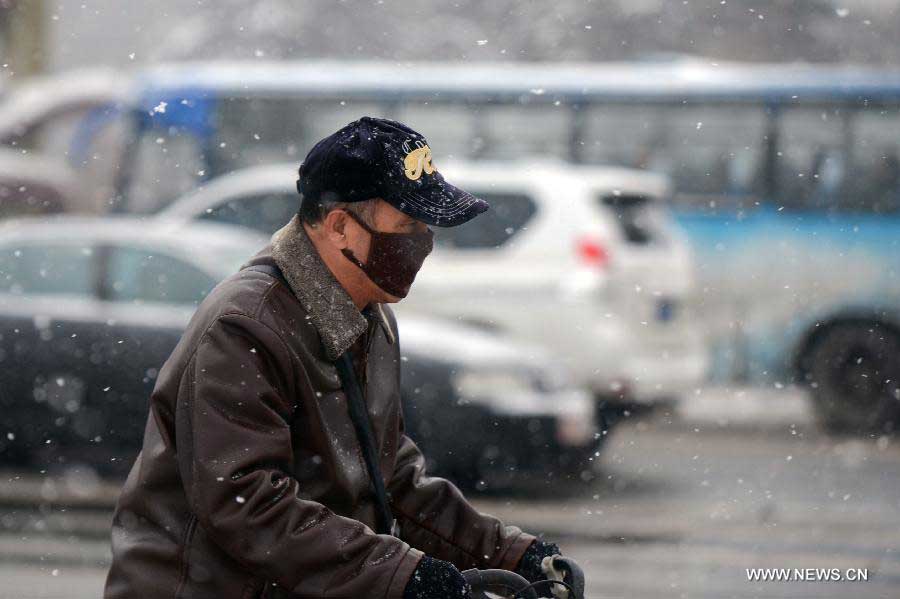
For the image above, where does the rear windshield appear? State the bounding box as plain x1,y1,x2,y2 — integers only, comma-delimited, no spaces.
433,192,537,250
596,193,667,245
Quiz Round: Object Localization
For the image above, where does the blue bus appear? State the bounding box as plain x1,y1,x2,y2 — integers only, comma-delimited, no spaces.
72,59,900,431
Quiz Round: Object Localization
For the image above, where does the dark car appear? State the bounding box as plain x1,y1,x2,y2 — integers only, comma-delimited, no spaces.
0,217,599,488
0,216,267,470
396,312,598,488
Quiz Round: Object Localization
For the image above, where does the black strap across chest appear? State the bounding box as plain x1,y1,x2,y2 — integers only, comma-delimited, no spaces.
243,263,396,536
333,352,396,536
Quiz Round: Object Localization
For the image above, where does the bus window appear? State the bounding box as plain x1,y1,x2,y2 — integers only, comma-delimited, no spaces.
776,106,849,211
581,103,665,170
582,104,765,210
215,97,305,171
849,105,900,214
291,100,389,153
663,106,765,201
475,102,571,160
395,103,477,159
215,97,389,174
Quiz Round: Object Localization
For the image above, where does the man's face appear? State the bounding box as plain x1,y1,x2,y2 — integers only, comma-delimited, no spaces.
343,199,431,303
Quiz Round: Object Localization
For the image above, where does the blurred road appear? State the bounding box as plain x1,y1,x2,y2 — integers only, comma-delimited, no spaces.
1,387,898,599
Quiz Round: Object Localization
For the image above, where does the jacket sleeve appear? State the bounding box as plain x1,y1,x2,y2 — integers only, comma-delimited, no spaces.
386,425,536,572
175,312,422,598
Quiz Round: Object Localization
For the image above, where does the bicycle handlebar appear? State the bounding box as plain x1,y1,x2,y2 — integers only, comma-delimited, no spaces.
462,555,586,599
461,568,539,599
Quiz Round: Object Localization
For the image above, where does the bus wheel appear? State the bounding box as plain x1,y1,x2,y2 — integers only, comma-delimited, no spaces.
807,322,900,434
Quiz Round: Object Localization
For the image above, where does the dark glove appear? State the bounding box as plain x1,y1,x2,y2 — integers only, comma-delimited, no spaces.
514,539,561,597
403,555,471,599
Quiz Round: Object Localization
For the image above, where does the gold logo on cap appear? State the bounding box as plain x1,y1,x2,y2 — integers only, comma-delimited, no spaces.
402,140,436,181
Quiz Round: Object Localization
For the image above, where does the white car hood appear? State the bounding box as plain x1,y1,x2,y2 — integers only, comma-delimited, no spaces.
394,312,550,371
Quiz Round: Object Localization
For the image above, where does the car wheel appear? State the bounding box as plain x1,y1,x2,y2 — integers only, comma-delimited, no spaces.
595,399,640,438
806,322,900,434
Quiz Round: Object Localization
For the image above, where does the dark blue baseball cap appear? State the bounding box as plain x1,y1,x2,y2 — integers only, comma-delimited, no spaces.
297,116,489,227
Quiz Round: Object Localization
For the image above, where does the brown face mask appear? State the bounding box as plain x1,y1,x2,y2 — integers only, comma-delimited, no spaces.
340,210,434,299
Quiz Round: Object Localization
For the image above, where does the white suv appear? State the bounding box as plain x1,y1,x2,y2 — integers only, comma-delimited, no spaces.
157,160,708,404
405,160,708,404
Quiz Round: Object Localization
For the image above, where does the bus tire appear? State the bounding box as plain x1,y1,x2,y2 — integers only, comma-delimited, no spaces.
806,321,900,434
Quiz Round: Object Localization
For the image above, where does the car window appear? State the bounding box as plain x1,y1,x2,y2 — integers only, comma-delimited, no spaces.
198,192,297,235
0,182,70,219
0,243,95,296
433,192,536,249
596,193,669,245
9,105,96,160
105,246,216,305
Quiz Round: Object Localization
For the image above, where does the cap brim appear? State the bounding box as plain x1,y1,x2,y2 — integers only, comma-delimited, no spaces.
387,180,489,227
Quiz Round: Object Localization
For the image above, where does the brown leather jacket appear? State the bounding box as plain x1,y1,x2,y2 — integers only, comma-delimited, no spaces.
103,216,535,599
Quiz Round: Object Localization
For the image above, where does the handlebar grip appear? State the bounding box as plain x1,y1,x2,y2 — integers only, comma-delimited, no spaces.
461,568,539,599
548,556,586,598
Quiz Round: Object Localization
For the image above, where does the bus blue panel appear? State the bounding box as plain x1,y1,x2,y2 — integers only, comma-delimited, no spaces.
673,205,900,381
137,87,216,140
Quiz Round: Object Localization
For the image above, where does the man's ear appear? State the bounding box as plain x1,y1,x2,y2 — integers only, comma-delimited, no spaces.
321,209,351,249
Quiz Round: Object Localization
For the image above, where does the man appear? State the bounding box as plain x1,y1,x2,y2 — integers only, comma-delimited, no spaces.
104,117,562,599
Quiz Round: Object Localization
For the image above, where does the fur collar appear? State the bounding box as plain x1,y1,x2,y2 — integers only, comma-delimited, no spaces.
270,215,393,361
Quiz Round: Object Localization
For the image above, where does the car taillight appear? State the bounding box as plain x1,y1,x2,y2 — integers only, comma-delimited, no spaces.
576,236,609,268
